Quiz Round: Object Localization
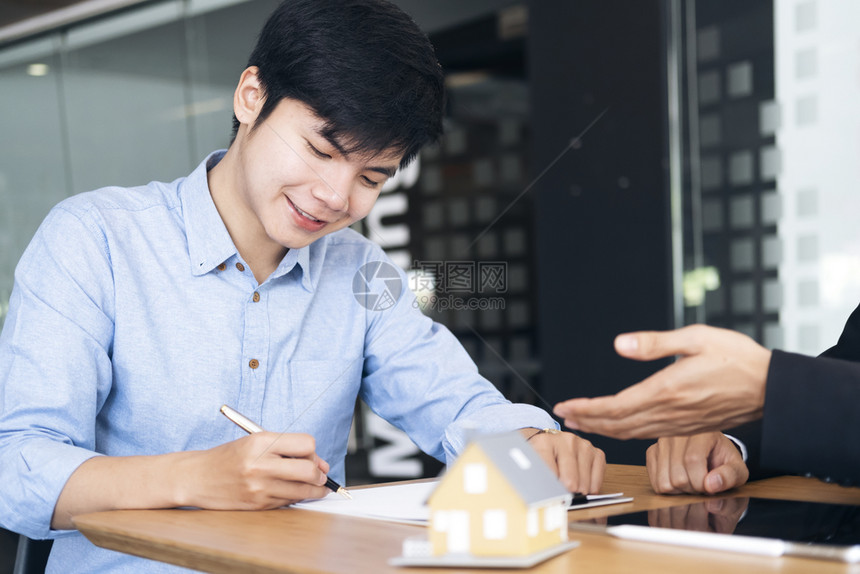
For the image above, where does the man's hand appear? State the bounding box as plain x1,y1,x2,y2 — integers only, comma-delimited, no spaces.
519,428,605,493
646,432,749,495
181,431,332,510
52,431,332,530
552,325,772,439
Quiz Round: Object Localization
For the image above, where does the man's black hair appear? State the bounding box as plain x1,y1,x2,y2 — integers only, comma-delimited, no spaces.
232,0,445,168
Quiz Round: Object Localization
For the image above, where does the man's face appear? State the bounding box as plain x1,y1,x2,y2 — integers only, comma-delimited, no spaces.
235,97,403,250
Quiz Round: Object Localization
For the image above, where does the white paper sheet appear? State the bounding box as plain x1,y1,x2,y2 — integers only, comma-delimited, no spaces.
293,480,632,525
570,492,634,510
293,480,436,525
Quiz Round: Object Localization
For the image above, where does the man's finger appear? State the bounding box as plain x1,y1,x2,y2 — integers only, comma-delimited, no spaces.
554,389,646,427
535,439,561,482
524,433,563,484
574,444,595,494
614,325,710,361
558,402,664,439
668,442,694,493
705,461,749,494
262,432,318,458
561,411,649,439
557,365,732,439
554,364,685,435
571,413,723,440
703,436,749,493
683,434,719,492
589,449,605,494
554,397,606,423
647,441,682,494
265,456,328,486
314,454,330,474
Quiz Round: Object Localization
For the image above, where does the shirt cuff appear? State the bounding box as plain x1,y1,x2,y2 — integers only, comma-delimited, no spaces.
723,433,748,462
442,403,557,463
0,438,102,539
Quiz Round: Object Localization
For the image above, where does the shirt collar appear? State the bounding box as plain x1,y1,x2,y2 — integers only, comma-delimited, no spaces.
181,150,316,291
270,243,315,292
181,150,238,277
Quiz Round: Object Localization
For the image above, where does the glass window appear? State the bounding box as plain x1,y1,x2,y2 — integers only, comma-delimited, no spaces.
0,36,68,327
676,0,860,354
62,1,191,194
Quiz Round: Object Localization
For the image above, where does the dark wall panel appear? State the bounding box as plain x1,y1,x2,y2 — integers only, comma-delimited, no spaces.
530,0,673,464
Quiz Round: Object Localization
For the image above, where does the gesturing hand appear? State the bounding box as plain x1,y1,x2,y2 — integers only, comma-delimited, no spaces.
553,325,772,439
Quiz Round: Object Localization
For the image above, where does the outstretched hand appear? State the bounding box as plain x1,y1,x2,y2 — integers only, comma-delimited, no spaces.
553,325,772,439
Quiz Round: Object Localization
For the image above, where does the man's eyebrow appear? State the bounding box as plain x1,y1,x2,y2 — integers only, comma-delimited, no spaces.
318,130,349,156
368,166,398,178
313,127,398,178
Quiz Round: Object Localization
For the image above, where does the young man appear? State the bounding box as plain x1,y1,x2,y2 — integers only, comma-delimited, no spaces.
0,1,604,571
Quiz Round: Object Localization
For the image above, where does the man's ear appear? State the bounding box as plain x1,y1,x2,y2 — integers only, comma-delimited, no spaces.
234,66,264,126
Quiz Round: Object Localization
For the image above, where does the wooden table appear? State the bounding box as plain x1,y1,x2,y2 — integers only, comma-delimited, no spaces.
74,465,860,573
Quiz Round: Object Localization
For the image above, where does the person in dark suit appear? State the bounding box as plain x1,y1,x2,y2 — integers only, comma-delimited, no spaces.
555,303,860,492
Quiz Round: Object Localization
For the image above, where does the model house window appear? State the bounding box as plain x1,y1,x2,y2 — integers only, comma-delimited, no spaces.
448,511,470,553
463,463,488,493
433,510,449,532
527,509,538,537
543,504,563,531
483,509,507,539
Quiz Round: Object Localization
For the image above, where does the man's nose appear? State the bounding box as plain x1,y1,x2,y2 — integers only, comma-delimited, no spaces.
310,168,350,213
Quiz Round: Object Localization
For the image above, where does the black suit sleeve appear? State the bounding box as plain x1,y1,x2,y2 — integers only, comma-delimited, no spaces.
819,302,860,362
724,420,781,482
758,303,860,484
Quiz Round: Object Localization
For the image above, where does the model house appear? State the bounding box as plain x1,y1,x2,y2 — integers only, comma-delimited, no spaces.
426,431,573,557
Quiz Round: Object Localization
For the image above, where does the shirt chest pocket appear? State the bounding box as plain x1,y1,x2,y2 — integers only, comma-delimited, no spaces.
285,358,364,435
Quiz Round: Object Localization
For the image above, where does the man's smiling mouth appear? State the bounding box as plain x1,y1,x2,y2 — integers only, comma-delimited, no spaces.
289,198,323,223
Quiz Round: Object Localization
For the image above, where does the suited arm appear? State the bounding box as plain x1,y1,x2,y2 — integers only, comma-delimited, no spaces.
761,350,860,484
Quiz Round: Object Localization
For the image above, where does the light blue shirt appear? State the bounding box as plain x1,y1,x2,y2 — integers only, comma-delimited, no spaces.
0,151,556,573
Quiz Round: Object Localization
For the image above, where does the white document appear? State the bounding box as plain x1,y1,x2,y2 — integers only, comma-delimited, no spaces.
569,492,634,510
293,480,436,525
294,480,633,525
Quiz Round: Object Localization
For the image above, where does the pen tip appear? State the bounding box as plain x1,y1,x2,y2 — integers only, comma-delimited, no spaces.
338,488,353,500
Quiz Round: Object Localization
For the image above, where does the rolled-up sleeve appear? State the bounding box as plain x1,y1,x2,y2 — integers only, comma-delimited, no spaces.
0,204,115,539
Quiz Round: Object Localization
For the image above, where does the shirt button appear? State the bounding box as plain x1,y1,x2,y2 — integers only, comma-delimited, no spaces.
249,359,259,369
236,262,245,272
217,263,226,271
253,292,260,303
